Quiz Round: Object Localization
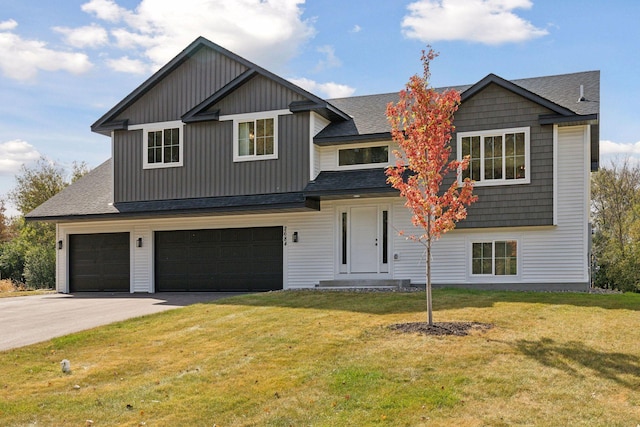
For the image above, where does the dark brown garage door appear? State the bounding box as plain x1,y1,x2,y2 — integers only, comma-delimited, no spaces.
69,233,130,292
155,227,283,292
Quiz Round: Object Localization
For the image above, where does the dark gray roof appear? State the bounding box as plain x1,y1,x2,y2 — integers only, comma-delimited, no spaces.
316,70,600,143
304,168,396,197
115,192,318,216
513,71,599,116
25,159,319,221
26,159,119,220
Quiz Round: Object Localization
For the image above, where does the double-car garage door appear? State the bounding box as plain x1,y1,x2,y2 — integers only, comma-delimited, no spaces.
68,227,283,292
155,227,283,292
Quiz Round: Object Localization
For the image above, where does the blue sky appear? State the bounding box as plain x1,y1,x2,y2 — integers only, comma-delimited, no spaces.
0,0,638,215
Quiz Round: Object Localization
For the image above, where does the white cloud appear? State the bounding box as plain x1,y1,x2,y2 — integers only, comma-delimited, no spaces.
0,29,93,81
0,140,40,175
600,140,640,156
402,0,548,45
106,56,150,74
79,0,315,73
288,77,356,99
598,140,640,168
54,23,109,48
0,19,18,31
350,24,362,33
314,45,341,72
81,0,130,23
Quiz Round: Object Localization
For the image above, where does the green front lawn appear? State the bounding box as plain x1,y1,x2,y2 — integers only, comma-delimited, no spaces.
1,289,638,426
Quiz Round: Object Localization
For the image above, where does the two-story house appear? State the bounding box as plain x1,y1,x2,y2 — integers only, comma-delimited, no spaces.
27,37,599,293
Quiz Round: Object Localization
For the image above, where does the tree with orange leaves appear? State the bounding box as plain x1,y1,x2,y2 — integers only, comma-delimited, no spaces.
386,49,477,326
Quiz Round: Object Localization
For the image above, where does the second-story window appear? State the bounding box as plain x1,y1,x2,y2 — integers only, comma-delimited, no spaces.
238,118,275,157
231,112,281,162
135,121,184,169
147,128,180,165
457,127,530,186
338,145,389,167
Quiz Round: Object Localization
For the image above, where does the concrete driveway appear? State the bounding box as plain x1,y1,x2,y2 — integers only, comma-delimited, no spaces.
0,292,244,351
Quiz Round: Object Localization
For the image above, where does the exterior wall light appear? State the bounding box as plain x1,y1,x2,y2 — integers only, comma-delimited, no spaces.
136,237,143,248
57,240,63,250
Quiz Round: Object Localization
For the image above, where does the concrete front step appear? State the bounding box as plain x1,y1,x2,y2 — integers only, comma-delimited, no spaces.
316,279,411,289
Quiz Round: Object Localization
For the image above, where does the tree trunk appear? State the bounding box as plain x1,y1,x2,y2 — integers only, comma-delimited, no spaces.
426,237,433,326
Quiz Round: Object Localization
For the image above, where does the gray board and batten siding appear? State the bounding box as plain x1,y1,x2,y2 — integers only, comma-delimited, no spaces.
210,74,307,116
112,47,248,126
113,112,311,203
111,47,313,203
452,83,555,229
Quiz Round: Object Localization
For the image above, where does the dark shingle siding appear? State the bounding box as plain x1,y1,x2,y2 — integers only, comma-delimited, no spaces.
454,84,554,228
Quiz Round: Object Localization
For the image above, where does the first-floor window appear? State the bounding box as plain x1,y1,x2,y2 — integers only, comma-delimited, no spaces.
472,240,517,275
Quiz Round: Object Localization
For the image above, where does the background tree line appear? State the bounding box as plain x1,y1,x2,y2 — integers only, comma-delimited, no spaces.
0,158,88,289
592,158,640,292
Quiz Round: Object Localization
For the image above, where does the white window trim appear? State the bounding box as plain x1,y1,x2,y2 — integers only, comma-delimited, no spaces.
335,141,393,170
130,121,184,170
457,126,531,187
468,238,521,280
223,110,289,163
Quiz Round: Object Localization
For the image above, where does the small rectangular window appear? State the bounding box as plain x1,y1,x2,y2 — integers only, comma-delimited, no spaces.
472,240,517,276
236,117,275,160
338,146,389,166
141,123,183,169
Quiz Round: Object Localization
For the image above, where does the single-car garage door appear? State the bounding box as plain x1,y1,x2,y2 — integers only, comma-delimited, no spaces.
69,233,130,292
155,227,283,292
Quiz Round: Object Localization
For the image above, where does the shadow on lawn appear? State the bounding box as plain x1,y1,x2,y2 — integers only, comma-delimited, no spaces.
211,288,640,315
514,337,640,388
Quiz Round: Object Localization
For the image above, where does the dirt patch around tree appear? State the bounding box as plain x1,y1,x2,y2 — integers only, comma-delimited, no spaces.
389,321,493,336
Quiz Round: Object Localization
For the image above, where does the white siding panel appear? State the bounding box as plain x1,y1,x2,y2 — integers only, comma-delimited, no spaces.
391,200,427,282
392,199,468,284
312,113,330,136
319,145,336,171
310,113,330,180
55,225,66,293
132,225,153,292
313,145,321,180
520,125,588,282
286,202,336,287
